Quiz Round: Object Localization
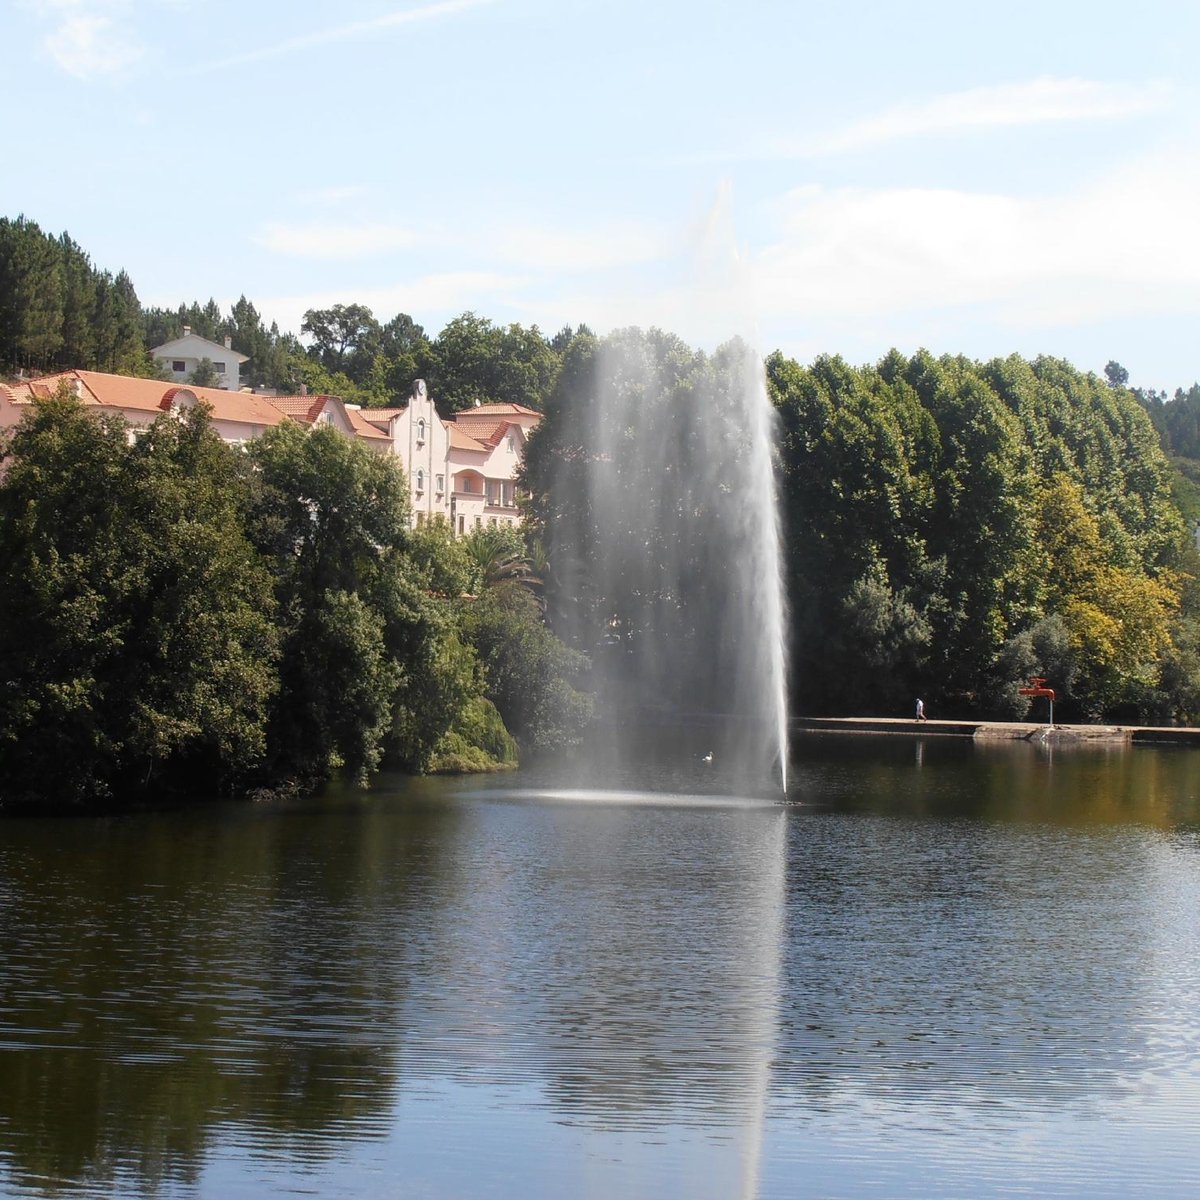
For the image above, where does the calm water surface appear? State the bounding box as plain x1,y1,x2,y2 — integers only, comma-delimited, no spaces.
1,735,1199,1198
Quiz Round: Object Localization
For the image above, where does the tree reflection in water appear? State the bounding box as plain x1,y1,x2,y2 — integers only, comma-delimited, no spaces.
0,741,1198,1198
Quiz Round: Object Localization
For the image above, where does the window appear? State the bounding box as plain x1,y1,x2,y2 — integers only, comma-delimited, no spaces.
457,515,465,534
213,361,226,373
172,360,186,373
415,469,425,492
507,436,515,452
416,512,425,527
436,474,444,493
417,418,426,443
475,516,482,528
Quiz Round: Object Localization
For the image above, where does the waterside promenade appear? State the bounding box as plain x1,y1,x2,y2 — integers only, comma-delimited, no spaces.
794,716,1200,746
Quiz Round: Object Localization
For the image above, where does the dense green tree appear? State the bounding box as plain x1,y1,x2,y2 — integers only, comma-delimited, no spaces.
430,312,561,414
91,270,149,375
462,524,543,608
769,346,1188,719
57,233,98,368
458,585,592,754
0,215,65,371
770,351,940,711
243,422,483,779
377,312,433,397
301,303,381,384
0,389,279,808
1105,360,1130,388
1028,475,1179,716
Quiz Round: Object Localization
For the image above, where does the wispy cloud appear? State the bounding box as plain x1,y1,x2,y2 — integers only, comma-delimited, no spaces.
30,0,145,80
804,76,1172,156
189,0,494,74
525,142,1200,363
669,77,1172,165
256,221,420,260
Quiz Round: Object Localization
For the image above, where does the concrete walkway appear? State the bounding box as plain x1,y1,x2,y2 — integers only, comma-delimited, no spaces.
793,716,1200,746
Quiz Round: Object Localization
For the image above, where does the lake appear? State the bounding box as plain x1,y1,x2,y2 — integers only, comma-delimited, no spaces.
1,734,1198,1198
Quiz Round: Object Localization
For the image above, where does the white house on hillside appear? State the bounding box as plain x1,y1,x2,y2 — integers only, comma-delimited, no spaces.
151,327,249,391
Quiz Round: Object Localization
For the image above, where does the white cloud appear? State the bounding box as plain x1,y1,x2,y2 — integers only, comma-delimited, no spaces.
751,143,1200,333
189,0,494,74
511,144,1200,361
256,222,420,260
31,0,145,79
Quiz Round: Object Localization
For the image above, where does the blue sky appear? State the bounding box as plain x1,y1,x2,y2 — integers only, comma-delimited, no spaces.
7,0,1199,390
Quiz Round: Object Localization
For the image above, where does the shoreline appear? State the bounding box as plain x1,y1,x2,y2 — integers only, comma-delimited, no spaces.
792,716,1200,746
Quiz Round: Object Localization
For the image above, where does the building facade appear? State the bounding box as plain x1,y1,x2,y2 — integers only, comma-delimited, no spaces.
0,370,290,444
363,381,540,531
151,328,249,391
2,372,538,534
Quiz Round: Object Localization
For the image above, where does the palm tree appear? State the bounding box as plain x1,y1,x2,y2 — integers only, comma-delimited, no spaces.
462,527,543,610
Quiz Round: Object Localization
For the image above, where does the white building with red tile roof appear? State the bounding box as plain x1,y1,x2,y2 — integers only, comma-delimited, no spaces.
264,393,392,453
0,369,291,445
360,383,540,532
2,371,538,534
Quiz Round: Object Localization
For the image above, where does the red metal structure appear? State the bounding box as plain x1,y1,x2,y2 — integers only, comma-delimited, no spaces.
1018,677,1056,725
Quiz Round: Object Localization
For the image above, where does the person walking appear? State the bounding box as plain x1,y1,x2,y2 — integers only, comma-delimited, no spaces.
915,698,927,722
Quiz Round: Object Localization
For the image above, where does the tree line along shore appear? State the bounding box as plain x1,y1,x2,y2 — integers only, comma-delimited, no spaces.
3,214,1200,810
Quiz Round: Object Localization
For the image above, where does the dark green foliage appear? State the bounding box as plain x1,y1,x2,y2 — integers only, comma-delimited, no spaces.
0,389,279,807
187,357,221,388
246,422,423,780
768,347,1189,721
0,217,150,377
444,523,590,755
428,312,561,414
459,588,593,754
428,696,518,773
0,391,580,808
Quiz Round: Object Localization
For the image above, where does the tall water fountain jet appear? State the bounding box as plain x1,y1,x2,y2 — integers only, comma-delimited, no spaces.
535,328,789,793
